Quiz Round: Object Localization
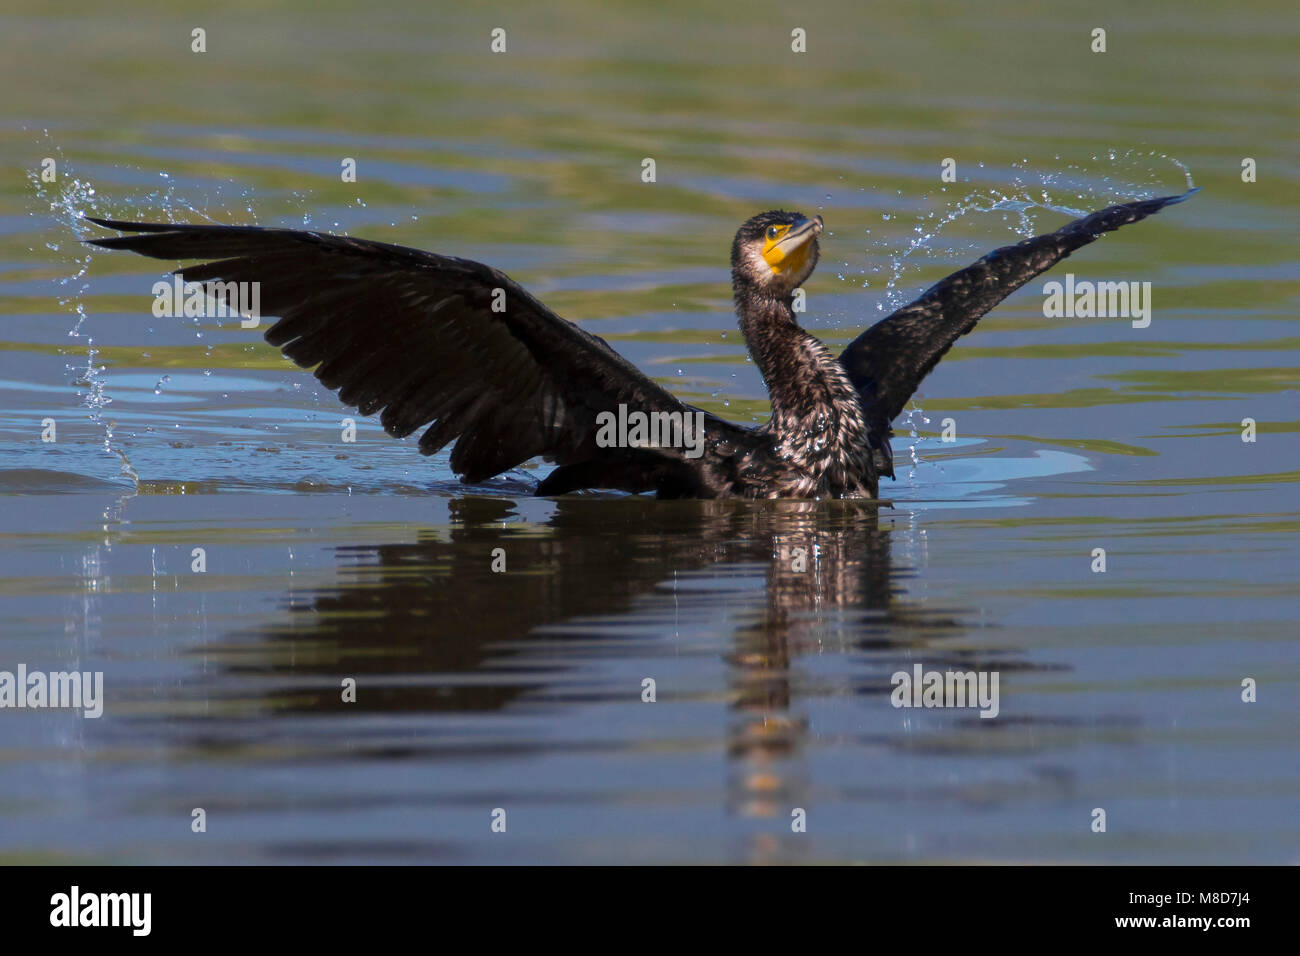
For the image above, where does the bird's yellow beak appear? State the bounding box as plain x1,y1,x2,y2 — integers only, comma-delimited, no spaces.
761,215,823,275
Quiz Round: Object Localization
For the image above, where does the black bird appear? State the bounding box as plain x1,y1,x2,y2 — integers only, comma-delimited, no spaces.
86,189,1194,498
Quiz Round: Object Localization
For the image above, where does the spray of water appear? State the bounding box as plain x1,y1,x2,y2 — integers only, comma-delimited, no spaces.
29,133,276,486
30,150,116,455
827,150,1194,485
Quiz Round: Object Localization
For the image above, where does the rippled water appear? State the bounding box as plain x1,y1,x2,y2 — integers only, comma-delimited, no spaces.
1,1,1296,863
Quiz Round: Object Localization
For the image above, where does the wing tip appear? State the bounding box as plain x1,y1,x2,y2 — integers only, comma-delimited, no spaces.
1160,186,1201,207
82,235,140,250
82,216,171,232
82,216,183,248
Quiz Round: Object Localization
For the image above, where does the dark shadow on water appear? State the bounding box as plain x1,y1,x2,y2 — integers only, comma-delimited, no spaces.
235,496,958,705
159,496,1075,837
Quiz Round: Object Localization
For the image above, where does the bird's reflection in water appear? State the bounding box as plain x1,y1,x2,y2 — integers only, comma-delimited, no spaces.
721,502,966,860
728,503,888,828
212,494,1040,842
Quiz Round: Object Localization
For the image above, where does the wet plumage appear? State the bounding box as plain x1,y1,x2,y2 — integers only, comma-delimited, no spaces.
86,189,1194,498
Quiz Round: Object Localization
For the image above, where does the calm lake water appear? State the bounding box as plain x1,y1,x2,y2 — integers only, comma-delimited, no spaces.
0,1,1296,863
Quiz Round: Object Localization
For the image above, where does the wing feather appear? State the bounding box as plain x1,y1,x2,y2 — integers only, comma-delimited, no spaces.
86,217,710,485
838,190,1197,433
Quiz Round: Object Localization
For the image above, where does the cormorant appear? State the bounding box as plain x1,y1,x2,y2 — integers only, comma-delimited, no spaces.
86,189,1194,499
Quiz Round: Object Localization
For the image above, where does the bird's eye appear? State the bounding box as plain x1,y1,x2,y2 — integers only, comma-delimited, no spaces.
766,226,779,240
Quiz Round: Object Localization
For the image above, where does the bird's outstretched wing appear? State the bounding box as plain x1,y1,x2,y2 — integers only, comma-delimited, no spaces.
86,218,719,489
838,190,1197,442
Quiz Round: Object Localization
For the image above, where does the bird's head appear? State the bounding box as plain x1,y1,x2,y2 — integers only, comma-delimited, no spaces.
731,210,824,299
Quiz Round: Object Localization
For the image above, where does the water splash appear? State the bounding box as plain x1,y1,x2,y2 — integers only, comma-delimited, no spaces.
842,151,1196,317
901,403,931,479
31,136,271,484
30,157,128,477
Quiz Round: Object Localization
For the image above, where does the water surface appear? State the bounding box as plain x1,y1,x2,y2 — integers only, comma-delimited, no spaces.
0,0,1296,863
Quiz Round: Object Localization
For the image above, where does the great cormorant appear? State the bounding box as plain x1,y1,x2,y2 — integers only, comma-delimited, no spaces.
86,189,1194,498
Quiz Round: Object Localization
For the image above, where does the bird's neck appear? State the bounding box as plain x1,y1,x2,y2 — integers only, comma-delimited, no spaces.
736,291,855,430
